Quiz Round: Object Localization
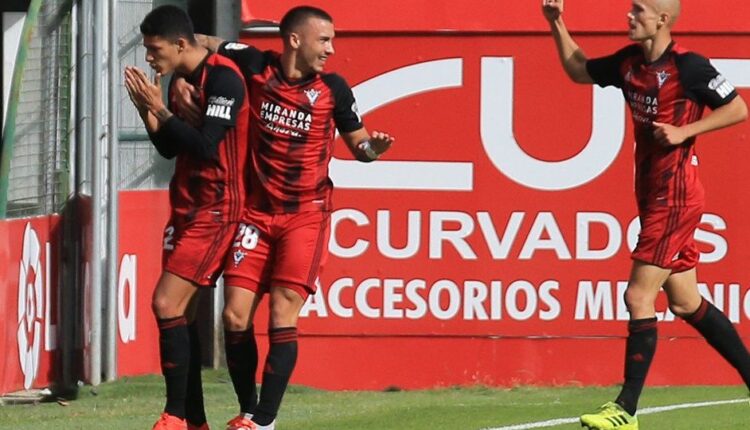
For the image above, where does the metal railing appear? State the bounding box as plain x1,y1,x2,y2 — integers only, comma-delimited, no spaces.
0,0,73,218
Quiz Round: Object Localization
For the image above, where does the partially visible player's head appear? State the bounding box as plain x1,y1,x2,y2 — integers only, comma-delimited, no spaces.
140,5,198,74
653,0,680,23
280,6,335,75
627,0,680,42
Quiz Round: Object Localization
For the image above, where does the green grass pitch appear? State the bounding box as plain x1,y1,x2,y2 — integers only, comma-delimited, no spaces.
0,370,747,429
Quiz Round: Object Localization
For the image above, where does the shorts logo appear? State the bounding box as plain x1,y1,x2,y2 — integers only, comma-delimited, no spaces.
233,250,246,267
656,70,670,88
708,75,735,99
304,88,320,105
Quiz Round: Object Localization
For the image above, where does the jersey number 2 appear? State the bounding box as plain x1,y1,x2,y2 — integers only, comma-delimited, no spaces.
163,226,175,251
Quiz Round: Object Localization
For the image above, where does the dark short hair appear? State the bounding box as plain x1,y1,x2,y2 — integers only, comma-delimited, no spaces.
279,6,333,38
140,5,196,44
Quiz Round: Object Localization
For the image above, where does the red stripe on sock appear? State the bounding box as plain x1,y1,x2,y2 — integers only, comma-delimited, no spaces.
269,328,297,344
628,318,657,333
225,329,254,345
158,316,188,330
686,298,710,324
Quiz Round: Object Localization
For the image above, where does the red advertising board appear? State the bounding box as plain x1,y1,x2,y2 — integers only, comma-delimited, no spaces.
228,0,750,388
0,216,61,394
114,191,171,376
241,0,750,33
4,0,750,395
267,33,750,389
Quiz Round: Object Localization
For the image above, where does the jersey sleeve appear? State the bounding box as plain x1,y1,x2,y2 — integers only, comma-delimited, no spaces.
156,67,246,160
586,45,635,88
322,73,364,133
677,52,738,109
218,41,269,75
147,128,178,159
203,65,246,127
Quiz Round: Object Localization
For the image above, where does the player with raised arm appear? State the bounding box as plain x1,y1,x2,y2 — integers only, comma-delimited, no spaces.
175,6,394,430
542,0,750,429
124,5,250,430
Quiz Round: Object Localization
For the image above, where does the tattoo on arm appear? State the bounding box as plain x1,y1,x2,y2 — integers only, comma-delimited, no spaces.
156,108,173,123
195,33,225,51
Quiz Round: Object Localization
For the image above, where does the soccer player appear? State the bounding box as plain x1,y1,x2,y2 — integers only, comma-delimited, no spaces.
542,0,750,429
174,6,394,430
124,5,250,430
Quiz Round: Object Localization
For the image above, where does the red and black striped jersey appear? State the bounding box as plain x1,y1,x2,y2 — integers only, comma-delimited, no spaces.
219,42,364,213
587,42,738,208
164,52,250,223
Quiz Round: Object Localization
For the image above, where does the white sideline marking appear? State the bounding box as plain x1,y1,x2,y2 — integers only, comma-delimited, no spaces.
482,398,747,430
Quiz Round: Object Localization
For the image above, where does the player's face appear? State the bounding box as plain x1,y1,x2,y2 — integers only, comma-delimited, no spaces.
296,17,335,74
142,35,181,74
627,0,661,41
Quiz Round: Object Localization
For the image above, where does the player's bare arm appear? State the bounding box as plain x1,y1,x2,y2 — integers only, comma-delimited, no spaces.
341,128,395,162
195,33,226,53
542,0,593,84
653,96,748,146
124,66,174,124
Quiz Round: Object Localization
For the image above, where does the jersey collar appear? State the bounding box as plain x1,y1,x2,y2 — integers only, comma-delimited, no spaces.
183,51,212,86
273,55,319,87
644,40,675,67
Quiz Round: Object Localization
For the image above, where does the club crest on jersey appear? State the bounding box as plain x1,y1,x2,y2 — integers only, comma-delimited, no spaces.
233,250,246,267
304,88,321,105
656,70,670,88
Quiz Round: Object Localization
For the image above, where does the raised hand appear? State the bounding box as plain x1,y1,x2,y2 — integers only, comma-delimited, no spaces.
124,66,150,116
124,66,171,122
370,131,395,155
542,0,564,22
